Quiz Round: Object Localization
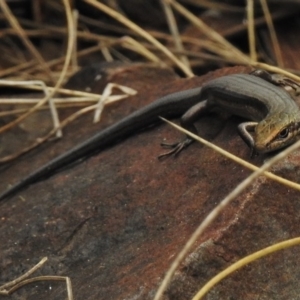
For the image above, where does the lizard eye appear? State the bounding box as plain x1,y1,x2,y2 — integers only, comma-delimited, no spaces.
277,128,289,139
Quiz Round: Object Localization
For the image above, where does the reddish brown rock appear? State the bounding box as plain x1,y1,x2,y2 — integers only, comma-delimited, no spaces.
1,64,300,300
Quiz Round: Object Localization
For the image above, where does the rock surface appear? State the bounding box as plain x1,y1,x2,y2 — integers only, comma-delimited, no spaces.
1,64,300,299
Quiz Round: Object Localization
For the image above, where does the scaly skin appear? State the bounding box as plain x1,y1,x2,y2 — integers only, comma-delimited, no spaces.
1,72,300,201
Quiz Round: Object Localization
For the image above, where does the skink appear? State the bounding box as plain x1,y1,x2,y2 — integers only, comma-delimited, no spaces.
1,72,300,201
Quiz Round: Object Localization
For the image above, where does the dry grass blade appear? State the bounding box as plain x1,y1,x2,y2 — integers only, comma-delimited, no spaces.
0,104,95,163
0,0,54,83
192,237,300,299
259,0,283,67
0,0,75,135
160,0,191,69
247,0,257,62
159,118,300,191
78,6,248,63
93,83,137,123
71,9,79,69
0,60,36,78
252,63,300,82
0,80,62,137
154,118,300,300
0,257,48,291
168,0,251,63
3,276,73,299
24,44,101,75
83,0,194,77
120,36,161,62
0,257,73,300
180,0,245,13
0,82,133,163
3,83,107,99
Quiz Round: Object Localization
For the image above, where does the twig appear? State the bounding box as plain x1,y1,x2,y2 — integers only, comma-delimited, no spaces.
0,80,62,138
193,237,300,299
153,118,300,300
159,118,300,191
0,104,97,163
93,83,137,123
161,0,191,69
247,0,257,62
0,0,75,135
0,257,48,291
83,0,194,78
259,0,283,67
121,36,162,63
0,0,54,83
179,0,245,13
71,9,79,68
0,257,73,300
0,85,134,163
167,0,251,63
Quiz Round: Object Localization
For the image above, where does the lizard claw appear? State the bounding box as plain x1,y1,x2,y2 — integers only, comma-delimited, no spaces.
158,138,193,159
250,147,258,158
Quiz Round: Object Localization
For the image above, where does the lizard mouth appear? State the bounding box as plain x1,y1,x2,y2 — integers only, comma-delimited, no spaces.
254,143,271,153
255,137,297,153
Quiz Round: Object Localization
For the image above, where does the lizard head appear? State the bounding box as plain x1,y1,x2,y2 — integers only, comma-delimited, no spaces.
254,114,300,153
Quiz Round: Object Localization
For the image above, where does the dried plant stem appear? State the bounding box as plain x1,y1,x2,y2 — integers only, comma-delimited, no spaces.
24,44,104,76
167,0,250,63
0,82,134,162
0,60,36,78
0,257,73,300
164,121,300,191
2,276,73,299
154,118,300,300
121,36,162,62
0,0,54,82
71,9,79,69
0,0,75,135
253,62,300,82
259,0,283,67
247,0,257,62
161,0,191,69
193,237,300,299
0,258,48,291
180,0,244,13
0,104,97,163
84,0,194,77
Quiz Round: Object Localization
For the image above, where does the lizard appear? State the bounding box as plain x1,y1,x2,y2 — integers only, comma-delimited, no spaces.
1,71,300,201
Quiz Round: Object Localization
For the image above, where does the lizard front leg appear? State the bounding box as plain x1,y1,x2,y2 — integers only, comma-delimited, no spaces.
159,100,209,158
237,122,258,157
